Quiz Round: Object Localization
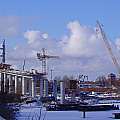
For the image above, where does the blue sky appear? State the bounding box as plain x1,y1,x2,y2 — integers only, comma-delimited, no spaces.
0,0,120,79
0,0,120,39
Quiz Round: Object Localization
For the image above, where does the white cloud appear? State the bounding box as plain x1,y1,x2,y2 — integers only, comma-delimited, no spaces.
42,33,48,39
24,30,60,54
24,30,42,44
7,30,60,71
7,20,120,79
61,21,105,58
59,21,118,79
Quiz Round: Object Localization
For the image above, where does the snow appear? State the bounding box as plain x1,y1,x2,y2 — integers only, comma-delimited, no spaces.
15,102,120,120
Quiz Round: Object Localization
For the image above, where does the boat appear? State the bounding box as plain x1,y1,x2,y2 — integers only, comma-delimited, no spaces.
46,103,79,111
46,103,119,111
78,104,119,111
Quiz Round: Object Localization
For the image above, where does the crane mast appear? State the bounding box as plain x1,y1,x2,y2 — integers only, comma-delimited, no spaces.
37,48,59,75
37,48,59,97
96,21,120,74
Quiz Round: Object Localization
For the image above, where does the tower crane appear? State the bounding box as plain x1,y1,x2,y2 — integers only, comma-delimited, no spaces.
96,21,120,74
37,48,59,97
37,48,59,75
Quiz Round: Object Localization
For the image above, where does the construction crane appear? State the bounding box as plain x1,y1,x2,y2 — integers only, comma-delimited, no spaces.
96,21,120,74
0,40,5,63
37,48,59,75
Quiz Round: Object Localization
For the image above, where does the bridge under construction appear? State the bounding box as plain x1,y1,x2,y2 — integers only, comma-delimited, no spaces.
0,41,58,98
0,63,48,97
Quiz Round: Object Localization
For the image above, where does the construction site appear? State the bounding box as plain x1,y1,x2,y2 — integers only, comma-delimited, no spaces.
0,20,120,119
0,21,120,102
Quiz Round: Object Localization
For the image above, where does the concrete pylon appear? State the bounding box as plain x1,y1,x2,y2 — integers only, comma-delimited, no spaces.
32,79,36,98
14,75,18,94
53,80,57,100
8,74,12,93
1,73,4,93
22,77,26,95
43,79,48,97
3,73,6,93
40,79,43,97
60,80,65,104
5,74,9,93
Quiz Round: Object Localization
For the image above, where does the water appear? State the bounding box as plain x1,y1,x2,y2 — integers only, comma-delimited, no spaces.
15,102,120,120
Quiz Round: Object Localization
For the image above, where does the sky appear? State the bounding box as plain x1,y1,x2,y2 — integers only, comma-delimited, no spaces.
0,0,120,80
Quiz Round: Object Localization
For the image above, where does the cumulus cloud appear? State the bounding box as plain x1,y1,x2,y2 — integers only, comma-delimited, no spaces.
7,29,60,71
24,30,60,54
24,30,43,44
59,21,118,79
7,20,120,79
61,21,106,58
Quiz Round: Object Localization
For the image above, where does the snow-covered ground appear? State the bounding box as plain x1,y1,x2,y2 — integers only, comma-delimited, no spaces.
15,101,120,120
0,116,5,120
